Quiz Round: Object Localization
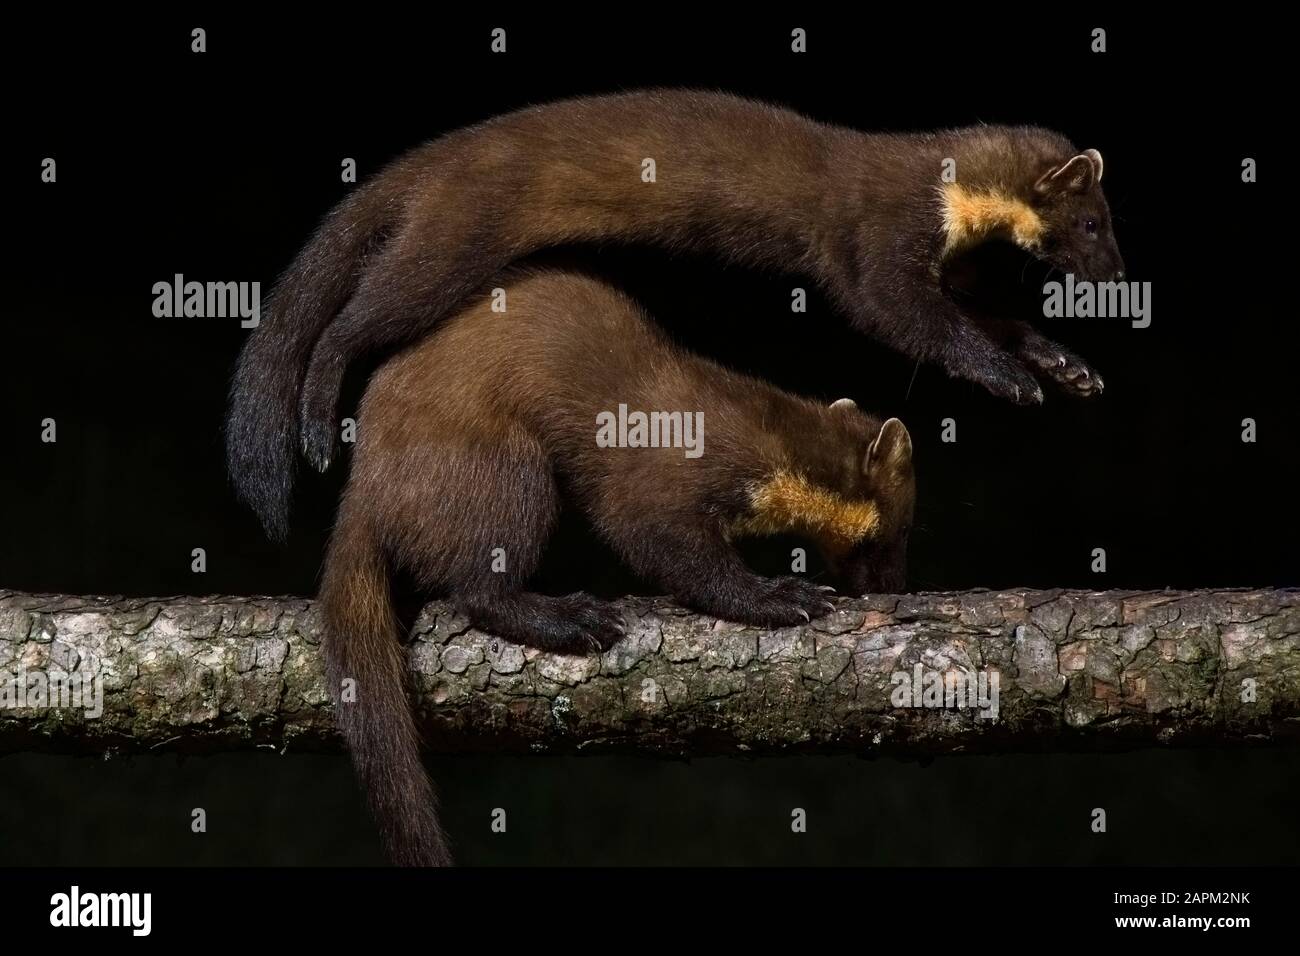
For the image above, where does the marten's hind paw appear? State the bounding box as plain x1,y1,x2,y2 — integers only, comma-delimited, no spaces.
463,592,625,656
300,418,338,472
547,593,626,655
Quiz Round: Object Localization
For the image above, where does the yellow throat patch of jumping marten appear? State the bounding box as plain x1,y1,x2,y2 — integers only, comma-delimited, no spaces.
730,471,881,554
939,182,1044,258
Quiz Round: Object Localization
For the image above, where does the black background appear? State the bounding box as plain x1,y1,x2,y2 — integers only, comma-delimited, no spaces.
2,10,1295,865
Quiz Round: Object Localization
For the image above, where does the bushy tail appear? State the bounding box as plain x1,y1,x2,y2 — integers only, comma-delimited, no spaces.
320,508,452,866
225,182,399,542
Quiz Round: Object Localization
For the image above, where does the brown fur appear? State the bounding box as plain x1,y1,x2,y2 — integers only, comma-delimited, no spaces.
320,266,915,865
225,91,1121,541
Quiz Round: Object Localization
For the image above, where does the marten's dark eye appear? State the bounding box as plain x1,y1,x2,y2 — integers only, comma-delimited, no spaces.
1085,218,1098,234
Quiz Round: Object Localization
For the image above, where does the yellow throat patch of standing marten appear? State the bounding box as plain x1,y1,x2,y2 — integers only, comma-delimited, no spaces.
939,182,1045,258
730,471,881,554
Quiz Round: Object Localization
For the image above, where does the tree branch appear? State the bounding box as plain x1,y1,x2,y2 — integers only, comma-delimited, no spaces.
1,588,1296,755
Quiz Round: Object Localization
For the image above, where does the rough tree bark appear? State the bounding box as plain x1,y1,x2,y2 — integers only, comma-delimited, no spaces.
1,588,1296,756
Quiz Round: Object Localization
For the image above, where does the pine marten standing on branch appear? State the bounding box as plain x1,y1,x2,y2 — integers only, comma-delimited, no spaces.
319,267,915,865
226,89,1123,543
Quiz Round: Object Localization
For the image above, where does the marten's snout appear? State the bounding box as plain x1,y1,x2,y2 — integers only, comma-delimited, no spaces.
1110,251,1127,282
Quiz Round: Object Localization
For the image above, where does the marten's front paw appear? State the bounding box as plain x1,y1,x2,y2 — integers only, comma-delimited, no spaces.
1018,341,1104,397
959,354,1044,406
735,577,837,627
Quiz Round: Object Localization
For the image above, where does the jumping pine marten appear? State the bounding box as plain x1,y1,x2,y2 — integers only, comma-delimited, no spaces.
321,267,915,865
226,89,1121,542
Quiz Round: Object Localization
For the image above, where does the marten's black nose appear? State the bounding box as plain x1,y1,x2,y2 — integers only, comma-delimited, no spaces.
1114,270,1126,281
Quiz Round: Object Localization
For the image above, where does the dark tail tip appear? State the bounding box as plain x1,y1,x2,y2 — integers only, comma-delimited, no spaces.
225,349,299,544
225,399,295,542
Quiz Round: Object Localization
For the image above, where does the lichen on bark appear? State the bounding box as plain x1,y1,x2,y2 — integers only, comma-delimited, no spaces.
1,588,1296,755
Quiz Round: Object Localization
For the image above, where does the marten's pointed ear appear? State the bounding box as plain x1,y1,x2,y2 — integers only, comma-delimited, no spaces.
864,418,912,477
829,397,858,413
1083,148,1103,183
1034,153,1098,196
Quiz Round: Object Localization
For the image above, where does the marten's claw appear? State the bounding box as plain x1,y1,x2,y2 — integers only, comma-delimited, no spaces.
562,594,626,653
963,353,1043,405
300,420,338,472
1010,383,1044,406
1017,338,1103,398
1051,358,1104,396
740,576,839,627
